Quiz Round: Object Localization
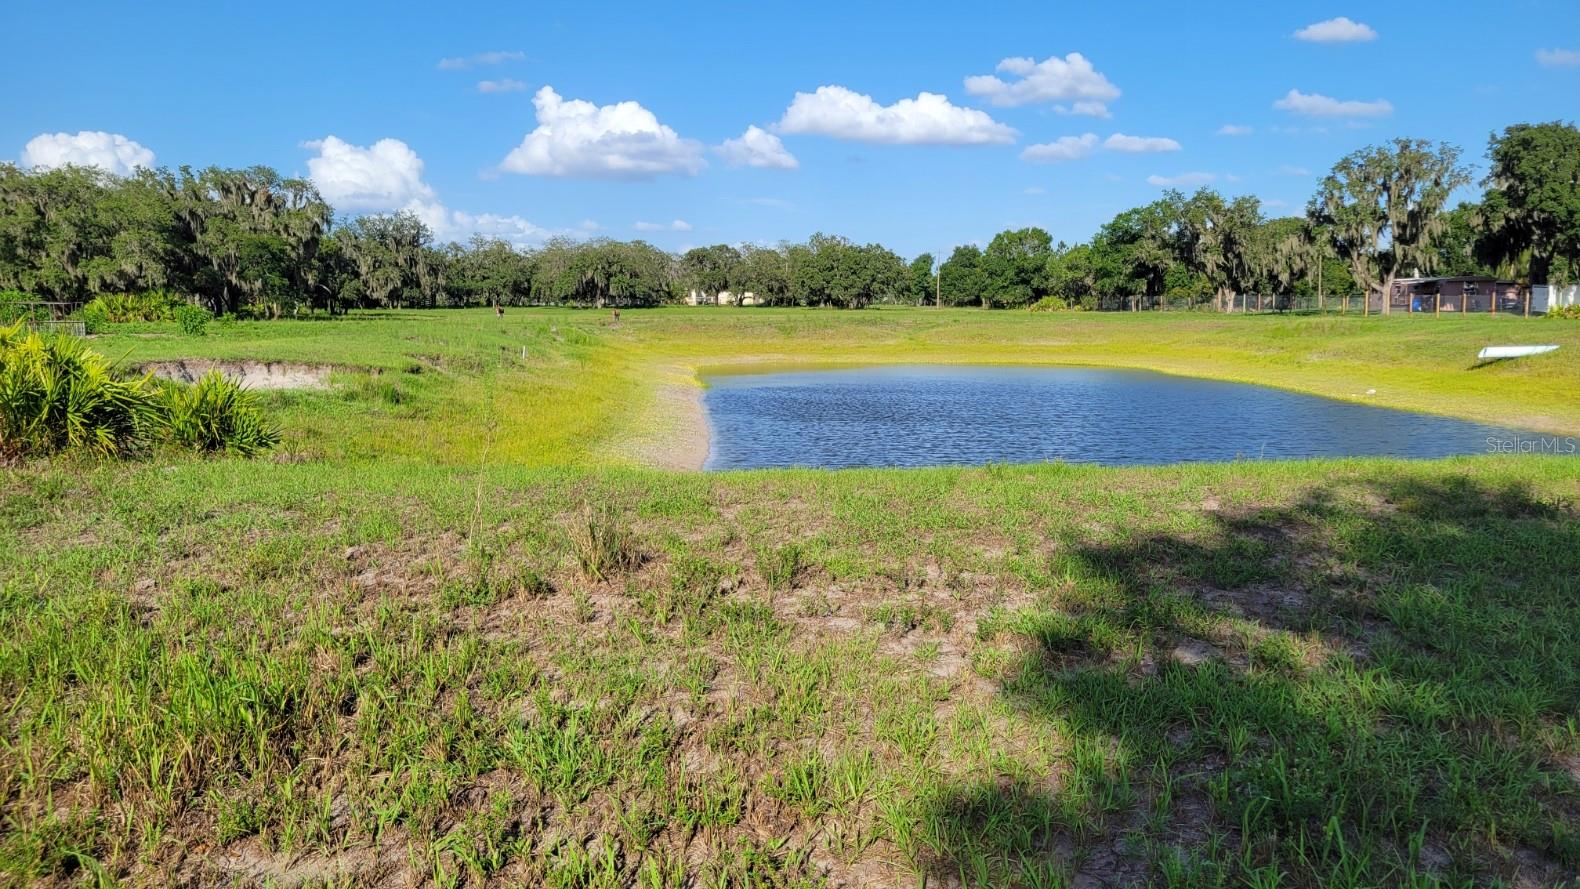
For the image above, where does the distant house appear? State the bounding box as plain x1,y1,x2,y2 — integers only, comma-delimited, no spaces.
685,289,762,306
1381,276,1522,313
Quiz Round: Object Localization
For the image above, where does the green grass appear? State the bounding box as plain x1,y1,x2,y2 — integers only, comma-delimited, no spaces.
3,307,1579,887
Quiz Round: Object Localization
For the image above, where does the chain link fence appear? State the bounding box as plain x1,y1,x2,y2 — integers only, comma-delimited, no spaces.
1089,293,1540,315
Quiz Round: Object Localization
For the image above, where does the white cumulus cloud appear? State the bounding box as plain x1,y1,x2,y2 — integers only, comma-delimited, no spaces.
777,85,1016,145
438,50,525,70
478,79,527,94
963,53,1120,116
1294,17,1378,43
1020,133,1097,163
426,207,588,248
500,86,705,179
1103,133,1181,153
1217,124,1252,136
716,125,798,169
1536,48,1580,68
633,219,692,232
303,135,575,247
1147,172,1217,187
464,212,575,247
304,135,437,210
21,131,154,175
1273,88,1392,117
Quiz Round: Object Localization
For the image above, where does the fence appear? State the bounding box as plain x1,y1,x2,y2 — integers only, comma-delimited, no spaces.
1088,294,1366,313
28,319,88,337
1223,293,1368,314
1195,293,1548,316
1534,285,1579,313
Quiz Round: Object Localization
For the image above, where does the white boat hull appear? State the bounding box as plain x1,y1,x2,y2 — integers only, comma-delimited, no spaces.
1478,345,1559,360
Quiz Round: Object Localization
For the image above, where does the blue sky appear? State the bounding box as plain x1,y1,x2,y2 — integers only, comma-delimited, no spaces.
7,0,1579,258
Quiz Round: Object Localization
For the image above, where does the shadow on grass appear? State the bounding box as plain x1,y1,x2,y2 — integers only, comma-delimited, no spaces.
914,473,1580,887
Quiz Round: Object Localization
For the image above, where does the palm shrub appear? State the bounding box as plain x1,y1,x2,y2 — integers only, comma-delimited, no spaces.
0,322,156,459
156,371,280,455
75,290,185,324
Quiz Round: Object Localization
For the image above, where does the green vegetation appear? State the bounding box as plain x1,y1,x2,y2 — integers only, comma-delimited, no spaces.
1481,122,1580,286
0,322,152,457
172,304,212,337
3,451,1576,887
0,322,278,460
79,291,187,325
0,289,50,325
1310,139,1471,311
157,371,280,456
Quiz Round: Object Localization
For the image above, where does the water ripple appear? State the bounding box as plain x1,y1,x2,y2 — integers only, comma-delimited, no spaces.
701,366,1536,470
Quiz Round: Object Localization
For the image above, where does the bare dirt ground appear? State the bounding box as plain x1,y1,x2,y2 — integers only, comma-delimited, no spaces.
602,366,710,470
140,359,331,390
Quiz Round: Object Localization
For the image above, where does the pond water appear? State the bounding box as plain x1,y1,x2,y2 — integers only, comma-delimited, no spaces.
701,365,1531,470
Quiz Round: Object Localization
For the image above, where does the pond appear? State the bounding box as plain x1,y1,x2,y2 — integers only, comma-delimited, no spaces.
701,365,1533,470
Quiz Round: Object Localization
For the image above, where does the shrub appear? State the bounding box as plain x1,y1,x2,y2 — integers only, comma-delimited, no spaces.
75,299,110,334
156,371,280,456
0,322,156,459
174,304,212,336
75,291,185,324
1545,303,1580,320
0,326,280,460
1028,295,1086,312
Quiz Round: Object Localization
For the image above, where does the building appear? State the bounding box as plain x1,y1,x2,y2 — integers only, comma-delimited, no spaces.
685,289,762,306
1380,276,1522,314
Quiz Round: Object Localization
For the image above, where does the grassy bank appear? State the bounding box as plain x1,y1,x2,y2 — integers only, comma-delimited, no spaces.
4,308,1579,887
95,307,1580,467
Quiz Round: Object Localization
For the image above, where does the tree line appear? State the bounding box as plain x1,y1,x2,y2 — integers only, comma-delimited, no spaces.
0,159,910,313
929,122,1577,310
1,121,1574,315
